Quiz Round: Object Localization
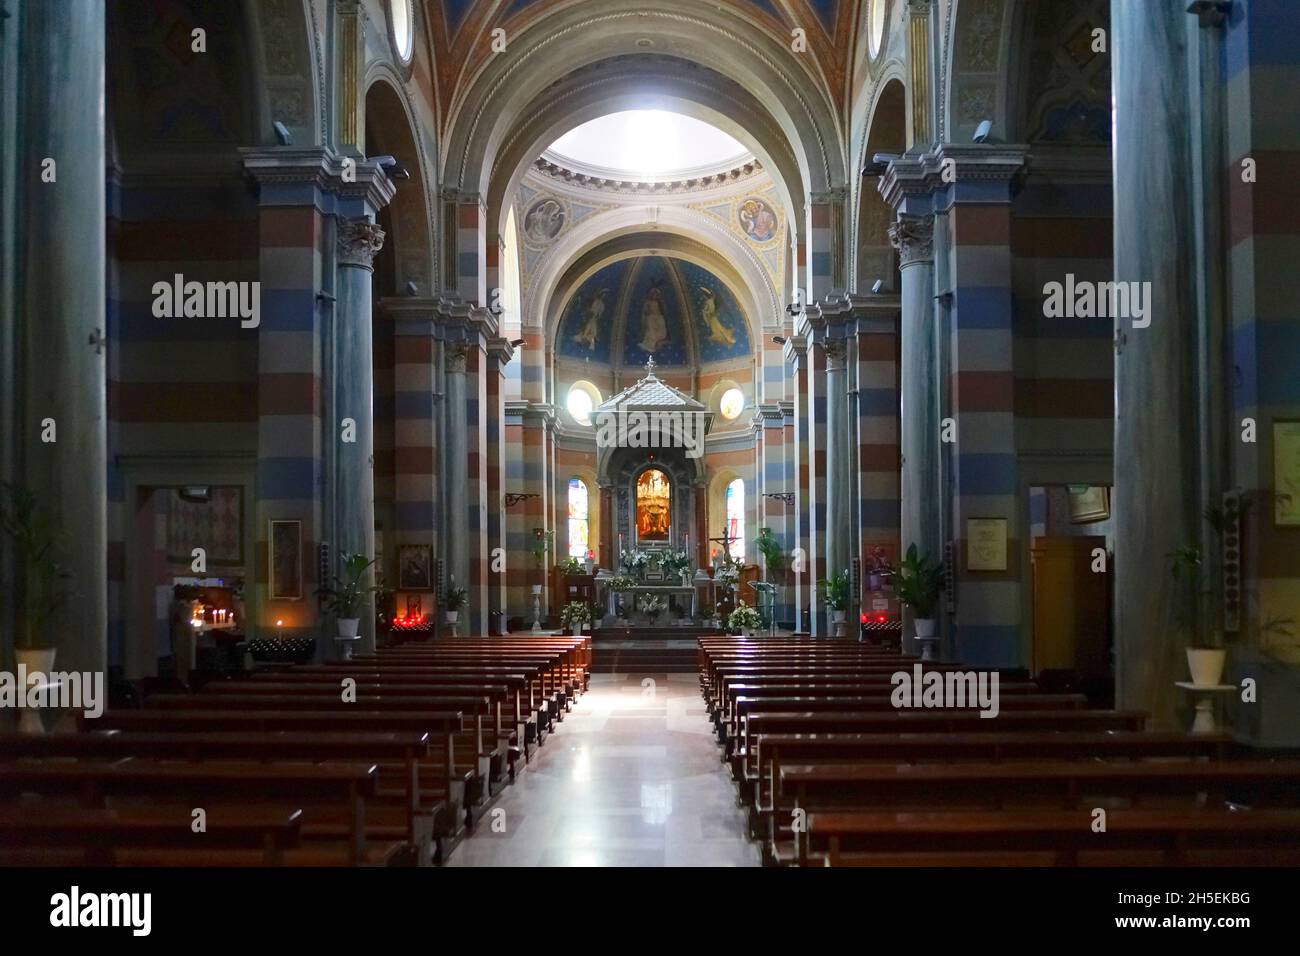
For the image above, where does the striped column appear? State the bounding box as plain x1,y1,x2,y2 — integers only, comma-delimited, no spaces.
784,334,818,633
387,301,437,609
485,339,514,633
758,403,794,625
943,147,1027,668
446,190,487,306
807,190,847,304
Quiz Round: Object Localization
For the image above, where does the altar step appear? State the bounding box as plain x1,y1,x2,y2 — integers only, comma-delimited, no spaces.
589,646,697,673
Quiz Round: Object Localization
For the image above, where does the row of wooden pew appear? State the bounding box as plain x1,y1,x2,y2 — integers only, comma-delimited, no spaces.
0,636,590,866
699,637,1300,866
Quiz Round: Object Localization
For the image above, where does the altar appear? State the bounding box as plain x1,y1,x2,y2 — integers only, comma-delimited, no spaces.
605,583,698,625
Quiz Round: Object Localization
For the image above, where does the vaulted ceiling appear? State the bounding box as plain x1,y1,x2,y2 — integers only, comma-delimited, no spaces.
421,0,864,132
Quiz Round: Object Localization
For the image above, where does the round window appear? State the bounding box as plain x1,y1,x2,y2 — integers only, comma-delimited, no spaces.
567,384,598,425
719,387,745,421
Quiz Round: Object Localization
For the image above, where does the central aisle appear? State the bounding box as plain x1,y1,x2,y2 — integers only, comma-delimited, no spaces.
447,673,761,867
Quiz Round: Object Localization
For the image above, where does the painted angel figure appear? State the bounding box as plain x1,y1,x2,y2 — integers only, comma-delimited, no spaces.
572,288,608,350
699,286,736,346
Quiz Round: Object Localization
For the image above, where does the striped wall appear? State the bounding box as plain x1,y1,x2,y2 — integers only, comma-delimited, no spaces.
1224,0,1300,636
105,176,260,671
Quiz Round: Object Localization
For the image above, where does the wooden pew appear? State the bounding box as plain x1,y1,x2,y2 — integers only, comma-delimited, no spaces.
804,808,1300,866
91,708,468,859
0,759,385,866
0,804,303,866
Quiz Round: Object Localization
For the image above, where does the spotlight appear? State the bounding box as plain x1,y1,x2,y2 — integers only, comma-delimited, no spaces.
273,121,293,146
772,335,787,345
370,154,397,168
871,279,884,294
510,338,525,348
405,281,419,296
972,120,993,144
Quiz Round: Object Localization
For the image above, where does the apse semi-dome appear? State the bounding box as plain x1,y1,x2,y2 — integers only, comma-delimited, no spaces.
554,256,752,368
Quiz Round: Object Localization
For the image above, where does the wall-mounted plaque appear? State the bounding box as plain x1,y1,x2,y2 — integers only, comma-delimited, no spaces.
966,517,1008,572
1275,421,1300,526
1068,485,1111,524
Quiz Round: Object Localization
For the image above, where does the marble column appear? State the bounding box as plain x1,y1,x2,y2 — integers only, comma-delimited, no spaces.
334,217,384,655
1110,0,1201,727
823,340,853,585
10,1,107,676
891,215,938,654
444,345,470,633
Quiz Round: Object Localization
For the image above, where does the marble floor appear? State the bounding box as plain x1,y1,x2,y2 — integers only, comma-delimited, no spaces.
446,673,762,867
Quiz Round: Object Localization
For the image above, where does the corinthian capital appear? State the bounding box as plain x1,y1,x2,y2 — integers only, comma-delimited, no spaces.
889,215,934,267
337,217,385,270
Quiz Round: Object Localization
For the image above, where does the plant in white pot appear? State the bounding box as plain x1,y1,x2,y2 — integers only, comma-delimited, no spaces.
891,544,944,661
317,552,377,660
443,584,467,628
0,483,72,732
818,569,851,637
728,602,763,638
1169,545,1228,688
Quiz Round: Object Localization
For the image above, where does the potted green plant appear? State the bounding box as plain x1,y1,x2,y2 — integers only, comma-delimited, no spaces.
530,531,554,595
1168,544,1228,687
755,528,784,578
890,545,944,660
818,569,851,637
561,556,583,576
728,602,763,637
444,583,467,627
317,552,377,658
559,600,594,635
0,483,72,676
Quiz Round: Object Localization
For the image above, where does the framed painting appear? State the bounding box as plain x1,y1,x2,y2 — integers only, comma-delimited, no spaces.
398,544,433,590
1068,485,1111,524
268,520,302,600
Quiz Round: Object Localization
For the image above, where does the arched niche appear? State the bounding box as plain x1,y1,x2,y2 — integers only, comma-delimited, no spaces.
854,76,907,294
364,75,436,296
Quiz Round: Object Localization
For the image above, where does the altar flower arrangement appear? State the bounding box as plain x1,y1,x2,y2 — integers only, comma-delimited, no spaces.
608,575,635,592
715,559,741,585
728,602,763,635
659,549,692,581
620,549,650,577
637,594,666,623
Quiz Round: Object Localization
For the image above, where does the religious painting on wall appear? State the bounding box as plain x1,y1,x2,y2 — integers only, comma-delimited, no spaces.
166,486,243,567
398,544,432,590
268,520,302,600
1068,485,1110,524
738,196,779,243
523,197,565,243
678,261,751,363
636,469,672,542
555,259,628,362
1274,421,1300,526
621,259,689,366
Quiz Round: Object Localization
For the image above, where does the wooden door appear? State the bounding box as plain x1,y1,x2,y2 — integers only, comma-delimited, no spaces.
1030,536,1109,679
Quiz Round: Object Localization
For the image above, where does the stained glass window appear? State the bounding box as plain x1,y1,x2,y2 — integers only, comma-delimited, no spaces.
725,478,745,560
568,478,589,558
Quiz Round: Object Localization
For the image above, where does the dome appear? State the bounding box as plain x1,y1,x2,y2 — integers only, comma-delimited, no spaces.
554,256,752,369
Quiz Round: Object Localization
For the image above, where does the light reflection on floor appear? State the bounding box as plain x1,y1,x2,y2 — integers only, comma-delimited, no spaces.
445,673,761,867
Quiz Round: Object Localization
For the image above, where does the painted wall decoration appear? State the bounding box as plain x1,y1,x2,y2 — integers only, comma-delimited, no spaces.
621,259,690,366
523,197,566,242
555,259,630,362
555,257,751,367
678,260,751,363
738,196,779,243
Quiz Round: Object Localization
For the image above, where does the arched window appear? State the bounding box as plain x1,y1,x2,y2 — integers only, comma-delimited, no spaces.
567,478,589,558
725,478,745,560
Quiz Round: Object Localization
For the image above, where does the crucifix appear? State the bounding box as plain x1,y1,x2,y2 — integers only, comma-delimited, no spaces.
708,525,737,562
